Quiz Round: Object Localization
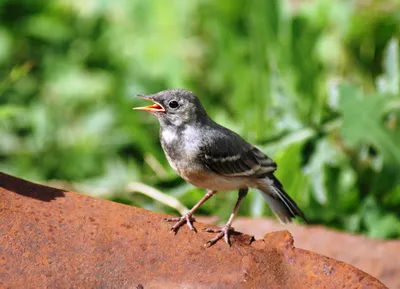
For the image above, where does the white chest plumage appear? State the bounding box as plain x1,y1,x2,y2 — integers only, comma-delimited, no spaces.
161,125,201,172
161,128,177,144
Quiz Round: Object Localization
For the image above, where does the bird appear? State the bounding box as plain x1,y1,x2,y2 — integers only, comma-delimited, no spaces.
133,89,308,247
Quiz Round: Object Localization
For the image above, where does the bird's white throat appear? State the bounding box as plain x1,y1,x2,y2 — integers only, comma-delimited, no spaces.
161,125,201,158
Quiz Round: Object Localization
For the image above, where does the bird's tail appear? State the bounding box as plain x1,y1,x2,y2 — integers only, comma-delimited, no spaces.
258,174,308,224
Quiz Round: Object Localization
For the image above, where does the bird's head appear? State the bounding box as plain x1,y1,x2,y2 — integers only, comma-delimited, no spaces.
133,89,208,127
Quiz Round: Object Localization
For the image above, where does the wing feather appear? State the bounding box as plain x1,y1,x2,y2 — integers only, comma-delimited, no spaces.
198,130,276,178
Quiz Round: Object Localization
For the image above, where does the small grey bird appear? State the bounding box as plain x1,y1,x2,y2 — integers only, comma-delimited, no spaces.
134,89,307,247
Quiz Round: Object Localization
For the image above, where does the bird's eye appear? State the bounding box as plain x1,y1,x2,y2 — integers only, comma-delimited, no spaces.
168,100,179,109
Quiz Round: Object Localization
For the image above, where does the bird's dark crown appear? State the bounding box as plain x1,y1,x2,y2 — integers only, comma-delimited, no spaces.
136,89,209,127
149,89,201,107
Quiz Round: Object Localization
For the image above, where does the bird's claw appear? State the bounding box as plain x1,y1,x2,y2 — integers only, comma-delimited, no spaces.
203,225,234,247
164,212,196,233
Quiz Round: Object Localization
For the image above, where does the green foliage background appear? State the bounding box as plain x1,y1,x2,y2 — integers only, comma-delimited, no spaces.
1,0,400,239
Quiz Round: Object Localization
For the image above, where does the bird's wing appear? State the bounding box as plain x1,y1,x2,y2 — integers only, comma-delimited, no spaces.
198,128,277,178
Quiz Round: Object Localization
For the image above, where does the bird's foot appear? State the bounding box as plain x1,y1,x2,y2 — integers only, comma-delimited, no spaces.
164,212,196,233
203,224,234,247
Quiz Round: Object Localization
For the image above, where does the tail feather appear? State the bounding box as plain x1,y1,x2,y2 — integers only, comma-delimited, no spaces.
258,174,308,224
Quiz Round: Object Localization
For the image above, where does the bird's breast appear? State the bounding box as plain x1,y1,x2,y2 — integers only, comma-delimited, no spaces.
160,127,254,191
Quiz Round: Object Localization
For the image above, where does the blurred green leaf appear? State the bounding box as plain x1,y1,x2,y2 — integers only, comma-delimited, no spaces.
339,84,400,165
0,27,12,63
361,196,400,238
0,104,22,119
24,14,72,42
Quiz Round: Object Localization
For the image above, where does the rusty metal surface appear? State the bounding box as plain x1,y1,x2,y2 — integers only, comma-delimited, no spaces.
0,172,387,288
230,218,400,289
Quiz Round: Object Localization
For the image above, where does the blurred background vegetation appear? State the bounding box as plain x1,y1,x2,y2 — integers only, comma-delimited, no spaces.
1,0,400,239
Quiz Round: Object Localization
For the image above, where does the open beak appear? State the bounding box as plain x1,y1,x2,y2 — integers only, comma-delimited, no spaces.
133,94,165,113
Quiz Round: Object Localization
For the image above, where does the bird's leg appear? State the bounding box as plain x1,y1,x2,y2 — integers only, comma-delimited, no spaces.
164,190,217,233
203,188,248,247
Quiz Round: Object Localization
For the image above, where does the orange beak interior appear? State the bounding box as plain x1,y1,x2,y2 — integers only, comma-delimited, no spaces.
133,102,165,112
